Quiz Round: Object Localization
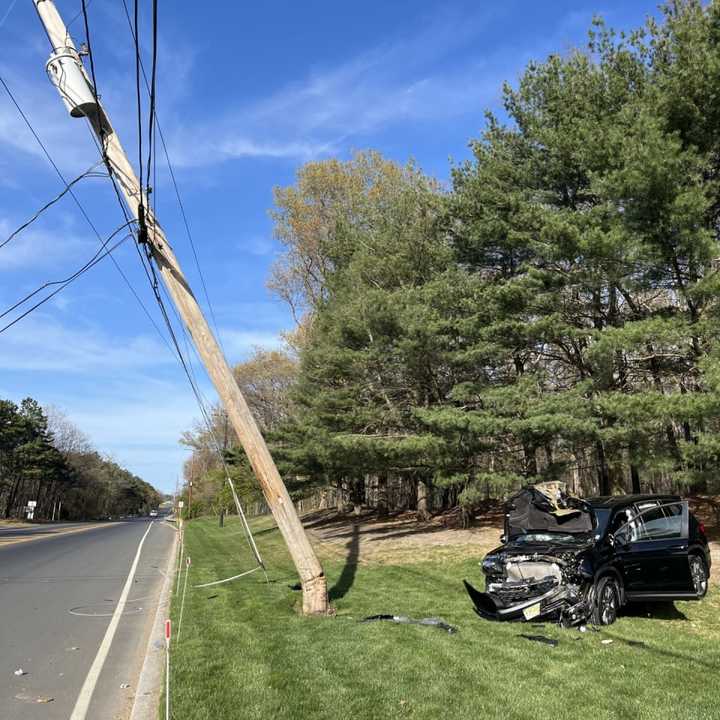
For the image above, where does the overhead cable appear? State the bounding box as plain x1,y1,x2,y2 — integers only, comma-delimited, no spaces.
119,0,226,354
0,73,166,345
0,161,106,250
146,0,158,193
0,222,135,334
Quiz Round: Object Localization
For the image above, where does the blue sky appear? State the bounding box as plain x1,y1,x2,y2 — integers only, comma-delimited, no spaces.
0,0,663,494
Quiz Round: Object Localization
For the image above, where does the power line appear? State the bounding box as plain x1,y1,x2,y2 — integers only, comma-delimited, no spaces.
80,0,103,143
0,73,169,353
71,4,259,565
150,269,265,572
133,0,143,200
112,5,263,570
146,0,158,193
0,161,106,250
73,9,178,362
0,222,135,335
0,0,19,29
66,0,95,33
0,217,137,322
119,0,226,355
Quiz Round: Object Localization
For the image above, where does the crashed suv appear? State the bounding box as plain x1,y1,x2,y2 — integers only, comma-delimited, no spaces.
464,483,711,626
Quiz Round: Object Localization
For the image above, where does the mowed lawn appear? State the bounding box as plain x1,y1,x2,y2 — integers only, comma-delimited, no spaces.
167,516,719,720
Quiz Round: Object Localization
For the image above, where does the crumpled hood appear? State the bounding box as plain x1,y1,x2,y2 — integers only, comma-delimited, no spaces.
506,482,593,538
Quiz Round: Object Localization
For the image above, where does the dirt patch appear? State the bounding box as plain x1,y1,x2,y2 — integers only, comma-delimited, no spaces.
304,509,502,566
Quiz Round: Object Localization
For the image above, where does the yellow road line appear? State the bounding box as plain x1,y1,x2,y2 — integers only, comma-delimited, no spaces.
0,522,119,548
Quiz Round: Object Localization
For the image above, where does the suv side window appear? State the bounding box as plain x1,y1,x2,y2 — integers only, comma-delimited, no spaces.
634,502,683,541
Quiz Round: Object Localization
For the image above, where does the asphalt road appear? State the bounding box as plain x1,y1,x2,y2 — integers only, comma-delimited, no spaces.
0,518,175,720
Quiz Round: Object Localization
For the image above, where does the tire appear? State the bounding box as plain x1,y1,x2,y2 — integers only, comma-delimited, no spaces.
689,555,709,599
591,576,620,626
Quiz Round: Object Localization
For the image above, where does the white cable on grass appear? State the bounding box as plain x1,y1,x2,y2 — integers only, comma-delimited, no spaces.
175,533,184,594
225,473,266,573
176,560,190,642
194,564,262,589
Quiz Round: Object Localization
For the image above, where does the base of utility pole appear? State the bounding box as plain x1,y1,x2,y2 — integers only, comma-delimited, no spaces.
302,575,330,615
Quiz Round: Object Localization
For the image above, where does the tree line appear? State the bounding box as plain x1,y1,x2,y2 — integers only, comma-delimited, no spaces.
0,397,160,520
182,2,720,522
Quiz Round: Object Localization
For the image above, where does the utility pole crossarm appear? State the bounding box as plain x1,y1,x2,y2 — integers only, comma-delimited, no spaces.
31,0,328,614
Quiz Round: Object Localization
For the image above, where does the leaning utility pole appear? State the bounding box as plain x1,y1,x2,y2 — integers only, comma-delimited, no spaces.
32,0,328,614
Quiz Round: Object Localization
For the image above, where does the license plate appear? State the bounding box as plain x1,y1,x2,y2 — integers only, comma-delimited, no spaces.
523,602,541,620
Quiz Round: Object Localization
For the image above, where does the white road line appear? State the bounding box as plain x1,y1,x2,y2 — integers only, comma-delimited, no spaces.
69,521,155,720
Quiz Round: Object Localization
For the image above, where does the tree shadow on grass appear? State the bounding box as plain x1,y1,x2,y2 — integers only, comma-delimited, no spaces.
621,602,688,621
602,629,717,670
329,523,360,601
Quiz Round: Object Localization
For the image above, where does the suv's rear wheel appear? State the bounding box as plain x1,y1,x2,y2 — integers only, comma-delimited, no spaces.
592,576,620,626
689,555,708,598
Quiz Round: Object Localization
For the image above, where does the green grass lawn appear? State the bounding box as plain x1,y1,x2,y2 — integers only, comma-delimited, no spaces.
167,516,719,720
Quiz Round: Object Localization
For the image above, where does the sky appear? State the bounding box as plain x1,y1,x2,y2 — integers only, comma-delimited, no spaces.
0,0,664,494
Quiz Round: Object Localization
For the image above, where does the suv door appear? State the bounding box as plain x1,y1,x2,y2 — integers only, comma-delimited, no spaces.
608,507,645,592
614,501,692,596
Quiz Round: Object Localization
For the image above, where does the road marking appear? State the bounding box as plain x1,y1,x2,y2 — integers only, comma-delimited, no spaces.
0,522,116,548
69,521,154,720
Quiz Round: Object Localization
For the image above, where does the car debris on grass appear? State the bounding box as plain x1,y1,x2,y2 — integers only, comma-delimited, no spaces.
361,614,458,634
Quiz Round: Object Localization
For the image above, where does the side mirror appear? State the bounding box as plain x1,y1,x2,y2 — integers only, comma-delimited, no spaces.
500,534,507,544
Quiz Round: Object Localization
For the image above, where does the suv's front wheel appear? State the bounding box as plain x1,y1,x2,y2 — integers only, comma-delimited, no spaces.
591,576,620,626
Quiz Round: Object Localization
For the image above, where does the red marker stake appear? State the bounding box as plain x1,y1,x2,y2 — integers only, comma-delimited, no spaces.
165,619,171,720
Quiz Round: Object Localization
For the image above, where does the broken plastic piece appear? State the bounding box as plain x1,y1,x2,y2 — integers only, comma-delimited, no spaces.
361,614,458,634
601,639,613,645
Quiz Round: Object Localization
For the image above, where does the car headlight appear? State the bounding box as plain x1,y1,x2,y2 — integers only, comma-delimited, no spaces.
482,556,502,575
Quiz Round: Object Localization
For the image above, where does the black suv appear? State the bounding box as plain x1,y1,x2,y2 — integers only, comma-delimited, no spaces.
464,484,711,626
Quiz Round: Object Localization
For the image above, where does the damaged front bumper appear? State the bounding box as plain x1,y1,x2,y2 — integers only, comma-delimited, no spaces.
463,578,589,625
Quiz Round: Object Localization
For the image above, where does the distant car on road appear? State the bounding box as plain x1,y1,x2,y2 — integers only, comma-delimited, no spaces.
149,510,158,517
465,484,711,626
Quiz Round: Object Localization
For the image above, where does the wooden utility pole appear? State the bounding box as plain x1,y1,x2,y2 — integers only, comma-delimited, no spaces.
32,0,328,614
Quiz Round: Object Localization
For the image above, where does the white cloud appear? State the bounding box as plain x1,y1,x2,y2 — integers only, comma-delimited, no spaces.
219,328,283,361
0,217,93,271
237,235,277,257
164,10,501,168
0,313,175,372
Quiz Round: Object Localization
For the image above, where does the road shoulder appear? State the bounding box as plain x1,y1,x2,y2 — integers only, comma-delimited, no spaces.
130,523,179,720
